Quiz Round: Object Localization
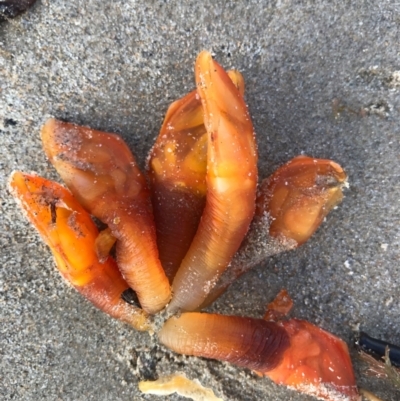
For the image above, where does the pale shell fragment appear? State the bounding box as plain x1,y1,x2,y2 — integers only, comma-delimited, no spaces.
138,372,223,401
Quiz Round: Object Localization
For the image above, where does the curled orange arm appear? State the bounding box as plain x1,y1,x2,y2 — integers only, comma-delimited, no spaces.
168,51,257,312
41,119,171,314
9,172,149,331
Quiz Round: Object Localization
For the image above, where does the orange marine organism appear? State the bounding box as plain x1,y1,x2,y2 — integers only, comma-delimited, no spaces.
148,68,245,283
9,50,360,401
159,313,358,401
167,51,258,313
41,118,171,314
9,171,150,331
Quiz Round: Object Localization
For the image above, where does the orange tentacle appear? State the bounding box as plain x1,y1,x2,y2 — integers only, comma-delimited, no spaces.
202,156,347,307
148,88,207,282
159,313,290,372
9,172,149,331
148,70,245,282
169,51,257,312
41,119,171,314
159,312,359,401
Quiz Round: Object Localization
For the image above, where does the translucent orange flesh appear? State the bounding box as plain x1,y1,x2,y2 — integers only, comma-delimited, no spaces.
201,156,346,307
8,172,149,331
264,289,294,321
148,89,207,282
148,70,245,282
160,313,358,401
227,69,245,95
257,155,347,245
41,118,171,314
168,51,258,312
159,313,290,372
94,227,117,263
265,319,359,401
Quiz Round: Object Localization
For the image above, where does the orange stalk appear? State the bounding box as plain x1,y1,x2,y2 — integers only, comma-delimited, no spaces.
148,70,245,282
41,119,171,314
202,156,347,307
159,313,290,372
169,51,257,312
8,172,149,331
148,88,207,282
159,313,359,401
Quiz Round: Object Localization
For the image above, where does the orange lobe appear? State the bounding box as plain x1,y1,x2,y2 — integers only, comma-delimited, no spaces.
265,319,359,401
257,155,347,245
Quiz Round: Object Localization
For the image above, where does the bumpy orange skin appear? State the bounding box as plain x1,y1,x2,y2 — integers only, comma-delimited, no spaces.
168,51,258,312
8,172,149,331
41,119,171,314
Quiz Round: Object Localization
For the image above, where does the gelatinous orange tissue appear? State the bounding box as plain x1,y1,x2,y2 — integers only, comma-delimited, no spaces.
10,50,359,401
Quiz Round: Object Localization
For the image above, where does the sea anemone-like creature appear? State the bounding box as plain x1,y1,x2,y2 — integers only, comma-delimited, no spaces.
9,51,358,401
